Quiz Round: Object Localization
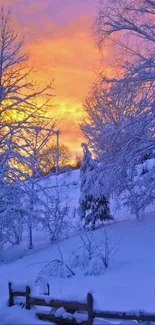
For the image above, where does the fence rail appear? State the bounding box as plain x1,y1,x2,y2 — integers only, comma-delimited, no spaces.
8,282,155,324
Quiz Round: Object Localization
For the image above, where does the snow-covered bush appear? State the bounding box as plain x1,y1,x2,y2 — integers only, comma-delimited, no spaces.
69,229,118,275
120,158,155,219
36,260,68,284
35,245,75,286
34,228,118,281
78,143,112,230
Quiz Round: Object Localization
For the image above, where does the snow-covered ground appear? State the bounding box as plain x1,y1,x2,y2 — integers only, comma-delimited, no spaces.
0,170,155,324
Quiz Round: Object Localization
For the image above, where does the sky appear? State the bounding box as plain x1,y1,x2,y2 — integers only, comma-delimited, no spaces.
2,0,111,155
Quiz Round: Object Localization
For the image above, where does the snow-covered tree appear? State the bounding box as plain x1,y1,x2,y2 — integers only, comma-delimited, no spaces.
0,182,24,246
41,193,69,243
78,143,112,229
82,76,155,216
0,7,56,250
81,0,155,216
22,121,57,249
94,0,155,163
0,7,54,183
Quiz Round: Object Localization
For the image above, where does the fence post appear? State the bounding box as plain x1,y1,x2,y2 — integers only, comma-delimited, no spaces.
26,286,31,310
47,283,50,296
8,282,14,307
87,292,93,325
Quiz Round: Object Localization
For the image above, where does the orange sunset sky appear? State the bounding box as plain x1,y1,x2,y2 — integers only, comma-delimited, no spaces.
3,0,111,155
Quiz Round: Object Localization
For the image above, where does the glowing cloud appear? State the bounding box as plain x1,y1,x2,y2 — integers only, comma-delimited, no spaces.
2,0,112,152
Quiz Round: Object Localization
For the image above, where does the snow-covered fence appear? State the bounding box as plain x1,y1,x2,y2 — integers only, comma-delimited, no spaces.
8,282,31,309
8,282,93,325
8,282,155,324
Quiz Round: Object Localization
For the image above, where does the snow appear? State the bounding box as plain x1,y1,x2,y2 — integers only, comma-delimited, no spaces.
54,307,66,317
1,216,155,313
11,282,29,292
136,158,155,176
62,312,73,319
0,304,52,325
0,170,155,323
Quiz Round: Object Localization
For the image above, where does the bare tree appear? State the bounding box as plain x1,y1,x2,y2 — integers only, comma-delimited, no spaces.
74,153,82,169
41,143,72,173
95,0,155,92
95,0,155,54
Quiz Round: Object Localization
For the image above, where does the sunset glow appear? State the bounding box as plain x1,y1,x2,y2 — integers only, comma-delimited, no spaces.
3,0,111,154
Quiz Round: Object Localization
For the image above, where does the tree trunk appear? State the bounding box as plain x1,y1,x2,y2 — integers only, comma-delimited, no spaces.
28,222,33,249
15,236,20,245
91,211,95,231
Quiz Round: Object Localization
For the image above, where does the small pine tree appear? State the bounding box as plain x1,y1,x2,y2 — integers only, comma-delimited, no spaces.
78,143,112,230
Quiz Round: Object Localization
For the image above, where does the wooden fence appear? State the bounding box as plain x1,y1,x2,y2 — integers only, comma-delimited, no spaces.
8,282,155,324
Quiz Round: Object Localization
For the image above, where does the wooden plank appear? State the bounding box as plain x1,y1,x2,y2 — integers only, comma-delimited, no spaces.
47,283,50,296
25,286,31,310
94,311,155,322
9,282,155,323
8,282,14,307
37,313,88,325
30,297,87,311
13,292,26,297
87,293,93,325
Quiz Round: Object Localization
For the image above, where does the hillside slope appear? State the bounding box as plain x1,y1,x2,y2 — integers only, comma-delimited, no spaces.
0,216,155,318
0,170,155,324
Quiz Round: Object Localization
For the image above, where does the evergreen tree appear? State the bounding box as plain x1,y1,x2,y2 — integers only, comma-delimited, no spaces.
78,143,112,230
